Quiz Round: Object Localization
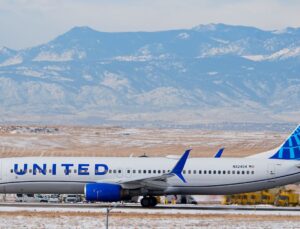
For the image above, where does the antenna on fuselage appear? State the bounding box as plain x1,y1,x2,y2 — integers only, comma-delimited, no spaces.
139,153,148,157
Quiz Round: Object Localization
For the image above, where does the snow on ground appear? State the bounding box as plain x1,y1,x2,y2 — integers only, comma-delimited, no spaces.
0,214,299,229
0,205,299,228
243,47,300,62
0,55,23,67
1,204,300,216
114,55,152,62
33,51,74,62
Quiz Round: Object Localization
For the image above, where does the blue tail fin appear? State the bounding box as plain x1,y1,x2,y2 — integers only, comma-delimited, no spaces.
214,148,224,158
270,125,300,160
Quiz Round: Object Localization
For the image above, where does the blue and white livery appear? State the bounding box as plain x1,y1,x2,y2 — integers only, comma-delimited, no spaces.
0,125,300,207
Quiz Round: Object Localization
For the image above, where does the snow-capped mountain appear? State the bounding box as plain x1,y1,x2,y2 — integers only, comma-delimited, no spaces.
0,24,299,126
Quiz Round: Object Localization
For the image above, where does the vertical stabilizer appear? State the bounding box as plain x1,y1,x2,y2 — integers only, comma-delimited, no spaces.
270,125,300,160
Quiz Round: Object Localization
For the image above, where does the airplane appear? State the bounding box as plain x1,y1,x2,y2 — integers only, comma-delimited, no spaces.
0,125,299,207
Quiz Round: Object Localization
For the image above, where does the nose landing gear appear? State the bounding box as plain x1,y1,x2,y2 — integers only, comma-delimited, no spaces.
141,196,157,207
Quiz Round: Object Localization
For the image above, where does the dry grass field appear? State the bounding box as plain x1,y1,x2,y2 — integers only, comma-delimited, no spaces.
0,126,288,158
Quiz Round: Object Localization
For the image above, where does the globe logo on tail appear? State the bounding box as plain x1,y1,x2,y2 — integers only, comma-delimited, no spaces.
270,125,300,160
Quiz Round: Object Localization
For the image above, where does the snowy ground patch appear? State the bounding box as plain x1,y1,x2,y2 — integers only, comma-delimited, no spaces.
0,204,299,228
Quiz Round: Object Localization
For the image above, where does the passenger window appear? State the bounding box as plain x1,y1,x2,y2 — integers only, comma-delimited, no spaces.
251,171,254,174
153,170,156,174
143,170,146,174
118,170,122,173
232,171,235,174
246,171,249,174
167,170,170,173
127,170,130,173
213,170,216,174
29,169,32,173
188,170,191,174
183,170,186,174
148,170,151,174
193,170,196,174
133,170,136,174
138,170,141,173
158,170,161,174
204,170,207,174
227,170,231,174
113,169,116,173
199,170,202,174
223,171,226,174
237,171,240,174
218,170,221,174
242,171,245,175
163,170,166,173
208,170,211,174
10,169,13,173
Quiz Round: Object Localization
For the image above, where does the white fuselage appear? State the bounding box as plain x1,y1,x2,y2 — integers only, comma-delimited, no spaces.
0,157,299,195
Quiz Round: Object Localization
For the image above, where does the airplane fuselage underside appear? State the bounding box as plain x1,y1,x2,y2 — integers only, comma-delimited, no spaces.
1,170,299,196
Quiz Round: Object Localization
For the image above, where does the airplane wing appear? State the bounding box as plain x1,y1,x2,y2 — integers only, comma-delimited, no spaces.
96,149,191,190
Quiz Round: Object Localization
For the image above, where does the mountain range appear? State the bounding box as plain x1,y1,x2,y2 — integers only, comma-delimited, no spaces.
0,23,299,127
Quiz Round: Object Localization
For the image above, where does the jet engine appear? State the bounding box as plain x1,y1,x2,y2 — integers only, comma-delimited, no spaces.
85,183,126,202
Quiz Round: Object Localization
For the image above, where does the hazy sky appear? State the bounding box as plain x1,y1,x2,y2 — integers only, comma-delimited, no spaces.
1,0,300,49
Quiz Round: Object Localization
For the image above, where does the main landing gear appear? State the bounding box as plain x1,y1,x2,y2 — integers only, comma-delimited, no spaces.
141,196,157,207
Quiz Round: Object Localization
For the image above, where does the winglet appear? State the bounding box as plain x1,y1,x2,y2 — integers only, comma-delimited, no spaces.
170,149,191,183
214,148,224,158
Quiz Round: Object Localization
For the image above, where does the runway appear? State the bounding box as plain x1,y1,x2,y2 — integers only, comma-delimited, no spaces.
0,202,299,212
0,202,299,228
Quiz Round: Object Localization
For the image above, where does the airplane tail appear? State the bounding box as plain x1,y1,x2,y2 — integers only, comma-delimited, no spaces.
269,125,300,160
248,125,300,160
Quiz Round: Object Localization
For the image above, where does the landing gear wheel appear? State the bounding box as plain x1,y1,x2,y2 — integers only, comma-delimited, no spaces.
141,196,158,207
141,197,150,207
149,196,157,207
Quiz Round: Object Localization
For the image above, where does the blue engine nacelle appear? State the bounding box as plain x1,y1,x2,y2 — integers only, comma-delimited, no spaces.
85,183,123,202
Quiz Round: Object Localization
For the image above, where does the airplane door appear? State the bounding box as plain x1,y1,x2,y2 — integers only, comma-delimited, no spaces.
0,161,4,193
0,160,2,180
267,164,276,176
